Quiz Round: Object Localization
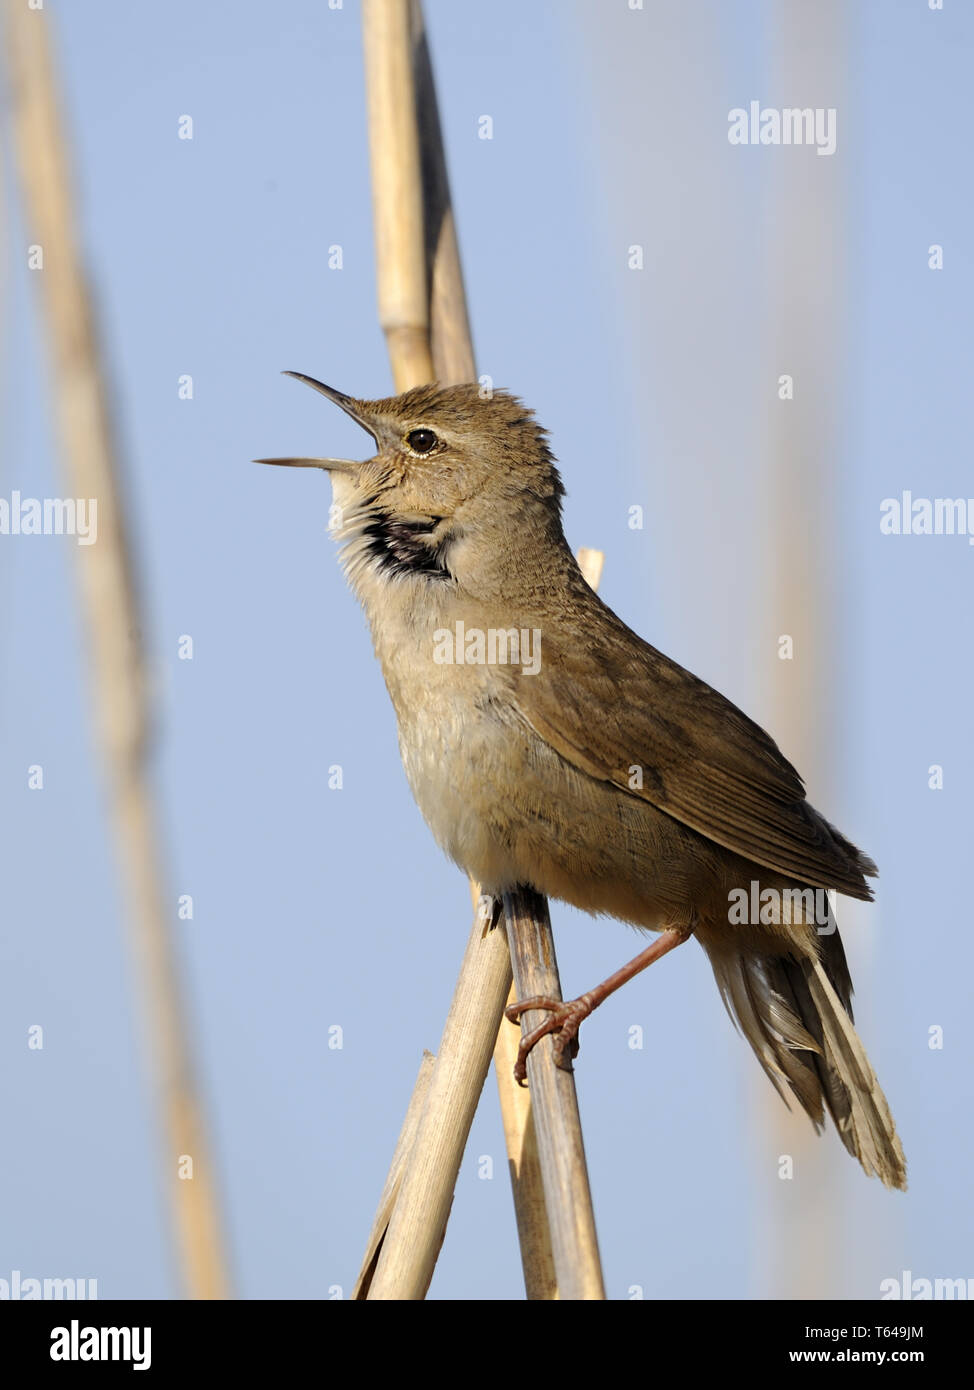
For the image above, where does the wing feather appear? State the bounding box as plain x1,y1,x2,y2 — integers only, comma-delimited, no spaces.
505,593,875,898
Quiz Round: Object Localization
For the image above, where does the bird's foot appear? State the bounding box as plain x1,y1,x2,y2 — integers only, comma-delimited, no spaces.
504,994,596,1085
503,925,693,1086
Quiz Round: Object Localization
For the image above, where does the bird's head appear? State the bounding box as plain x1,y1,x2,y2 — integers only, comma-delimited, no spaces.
257,373,565,594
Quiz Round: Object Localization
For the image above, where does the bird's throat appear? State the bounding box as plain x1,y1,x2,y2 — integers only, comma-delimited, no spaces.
361,512,451,579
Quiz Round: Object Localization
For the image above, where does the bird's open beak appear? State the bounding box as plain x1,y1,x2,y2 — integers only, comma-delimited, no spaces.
255,372,377,473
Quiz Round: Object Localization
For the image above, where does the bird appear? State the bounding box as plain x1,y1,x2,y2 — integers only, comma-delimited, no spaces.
258,372,907,1191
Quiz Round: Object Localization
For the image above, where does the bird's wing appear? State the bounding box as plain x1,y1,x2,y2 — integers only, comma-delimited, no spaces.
505,599,873,898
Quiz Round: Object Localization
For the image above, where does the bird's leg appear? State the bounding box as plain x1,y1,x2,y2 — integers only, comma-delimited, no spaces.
505,925,692,1085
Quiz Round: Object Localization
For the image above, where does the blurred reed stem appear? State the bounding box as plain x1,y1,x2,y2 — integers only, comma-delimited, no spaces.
3,0,231,1300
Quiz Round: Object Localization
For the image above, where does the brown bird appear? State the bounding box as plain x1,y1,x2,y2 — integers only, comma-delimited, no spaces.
258,373,907,1191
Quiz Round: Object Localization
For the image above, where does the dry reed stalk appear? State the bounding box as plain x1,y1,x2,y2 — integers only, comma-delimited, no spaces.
492,983,559,1299
3,1,230,1299
366,898,513,1298
362,0,434,390
502,890,605,1300
353,1050,435,1297
408,0,476,385
358,0,512,1300
492,545,605,1301
358,0,604,1300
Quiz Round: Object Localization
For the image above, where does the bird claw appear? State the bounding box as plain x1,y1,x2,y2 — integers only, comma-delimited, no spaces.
504,995,588,1084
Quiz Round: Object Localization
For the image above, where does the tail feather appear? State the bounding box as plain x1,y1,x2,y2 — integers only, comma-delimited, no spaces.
804,960,906,1189
713,951,825,1122
709,940,907,1191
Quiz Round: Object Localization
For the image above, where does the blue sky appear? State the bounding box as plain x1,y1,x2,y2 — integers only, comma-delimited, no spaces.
1,0,971,1300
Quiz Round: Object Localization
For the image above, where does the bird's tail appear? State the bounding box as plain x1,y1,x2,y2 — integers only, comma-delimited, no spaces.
706,931,907,1190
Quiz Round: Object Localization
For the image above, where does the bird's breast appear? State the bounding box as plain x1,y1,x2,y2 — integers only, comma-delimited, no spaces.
364,589,538,878
358,579,698,929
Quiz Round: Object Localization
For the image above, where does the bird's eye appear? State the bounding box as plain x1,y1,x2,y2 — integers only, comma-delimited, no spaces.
406,428,437,454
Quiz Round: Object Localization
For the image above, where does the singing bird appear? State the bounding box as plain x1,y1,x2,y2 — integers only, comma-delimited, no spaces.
259,373,906,1191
